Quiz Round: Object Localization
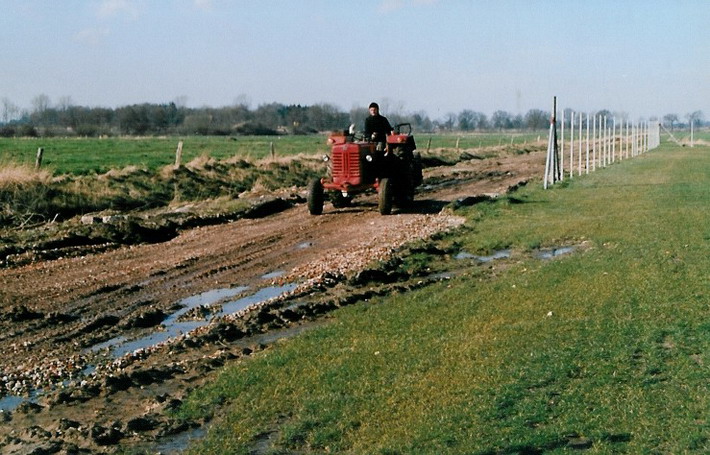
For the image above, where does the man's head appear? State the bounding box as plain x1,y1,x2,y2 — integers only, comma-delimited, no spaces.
368,102,379,116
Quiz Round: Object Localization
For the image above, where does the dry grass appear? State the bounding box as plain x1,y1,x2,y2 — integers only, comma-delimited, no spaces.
0,152,326,229
0,164,51,188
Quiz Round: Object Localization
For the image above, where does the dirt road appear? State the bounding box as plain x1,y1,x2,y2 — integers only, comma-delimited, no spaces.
0,147,544,454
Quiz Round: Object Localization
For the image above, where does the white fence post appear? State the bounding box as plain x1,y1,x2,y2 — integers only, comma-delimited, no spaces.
592,115,597,172
603,115,608,167
569,111,574,178
560,109,565,181
578,112,583,176
586,113,590,174
691,119,694,148
613,117,617,162
547,104,658,186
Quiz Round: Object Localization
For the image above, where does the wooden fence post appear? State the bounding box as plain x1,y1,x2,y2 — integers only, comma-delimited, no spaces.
174,141,183,169
426,138,432,153
35,147,44,170
270,142,275,159
455,137,460,153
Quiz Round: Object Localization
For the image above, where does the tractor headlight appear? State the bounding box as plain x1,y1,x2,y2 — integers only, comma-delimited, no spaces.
365,154,373,162
323,155,330,162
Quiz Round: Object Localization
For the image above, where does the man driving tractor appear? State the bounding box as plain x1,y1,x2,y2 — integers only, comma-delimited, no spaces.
306,101,422,215
364,102,393,151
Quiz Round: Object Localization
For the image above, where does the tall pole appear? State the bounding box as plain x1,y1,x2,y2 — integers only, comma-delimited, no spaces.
586,113,590,174
613,117,617,162
544,96,559,188
603,115,608,167
553,97,560,181
569,110,574,179
560,109,565,181
624,119,631,158
578,112,583,176
592,114,596,172
691,119,694,148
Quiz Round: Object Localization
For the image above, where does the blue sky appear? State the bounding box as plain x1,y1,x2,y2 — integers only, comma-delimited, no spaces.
0,0,707,121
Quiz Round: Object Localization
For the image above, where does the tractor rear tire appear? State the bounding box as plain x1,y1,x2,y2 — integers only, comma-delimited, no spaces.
307,179,324,215
378,177,393,215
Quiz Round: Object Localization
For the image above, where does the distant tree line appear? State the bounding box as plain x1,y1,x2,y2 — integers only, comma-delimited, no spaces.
0,95,704,138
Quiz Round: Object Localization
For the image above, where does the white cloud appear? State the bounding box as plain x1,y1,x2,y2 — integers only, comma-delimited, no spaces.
97,0,139,19
74,27,110,46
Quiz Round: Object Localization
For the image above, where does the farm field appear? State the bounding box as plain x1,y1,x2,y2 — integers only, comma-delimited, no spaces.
1,134,707,454
0,139,547,454
0,128,699,176
0,132,545,175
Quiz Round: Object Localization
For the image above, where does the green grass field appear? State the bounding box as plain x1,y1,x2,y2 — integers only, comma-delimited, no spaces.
0,132,544,176
0,136,330,175
174,141,710,454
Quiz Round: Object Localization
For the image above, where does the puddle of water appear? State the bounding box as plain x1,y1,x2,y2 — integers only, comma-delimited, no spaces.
455,249,511,263
82,364,96,376
0,395,25,412
261,270,285,280
111,320,205,358
220,284,298,316
92,284,298,358
152,426,206,454
536,246,575,260
91,335,128,352
476,249,512,262
0,387,42,413
180,287,249,307
90,286,248,356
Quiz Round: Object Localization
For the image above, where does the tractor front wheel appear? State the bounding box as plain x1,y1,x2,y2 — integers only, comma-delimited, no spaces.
378,178,393,215
307,179,324,215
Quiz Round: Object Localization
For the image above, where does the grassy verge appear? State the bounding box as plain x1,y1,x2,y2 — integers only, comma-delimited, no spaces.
175,142,710,454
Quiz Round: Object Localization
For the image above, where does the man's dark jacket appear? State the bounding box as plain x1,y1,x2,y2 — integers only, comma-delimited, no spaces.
365,114,393,142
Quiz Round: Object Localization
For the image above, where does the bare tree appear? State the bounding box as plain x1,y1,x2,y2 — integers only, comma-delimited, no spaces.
58,96,74,111
1,97,19,123
491,110,512,130
349,106,368,132
686,111,704,127
457,110,475,131
31,94,52,114
233,94,251,109
663,113,679,131
524,109,549,130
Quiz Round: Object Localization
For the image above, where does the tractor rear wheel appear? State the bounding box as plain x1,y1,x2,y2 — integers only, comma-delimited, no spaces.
307,179,324,215
378,178,393,215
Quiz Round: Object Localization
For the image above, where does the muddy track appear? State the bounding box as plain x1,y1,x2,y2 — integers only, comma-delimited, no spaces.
0,147,545,454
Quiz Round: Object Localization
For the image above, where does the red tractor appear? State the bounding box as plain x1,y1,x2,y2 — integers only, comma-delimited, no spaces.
307,123,423,215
